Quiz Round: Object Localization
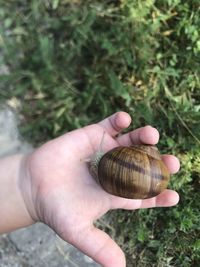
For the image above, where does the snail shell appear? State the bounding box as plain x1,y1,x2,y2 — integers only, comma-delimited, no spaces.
90,145,170,199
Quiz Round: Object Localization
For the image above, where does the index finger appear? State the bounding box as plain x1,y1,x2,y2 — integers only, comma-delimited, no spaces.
98,111,131,137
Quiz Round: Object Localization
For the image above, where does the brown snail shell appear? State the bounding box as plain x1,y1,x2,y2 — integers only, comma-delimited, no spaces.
90,145,170,199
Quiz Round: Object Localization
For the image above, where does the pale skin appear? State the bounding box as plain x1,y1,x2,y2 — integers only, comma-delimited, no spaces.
0,112,180,267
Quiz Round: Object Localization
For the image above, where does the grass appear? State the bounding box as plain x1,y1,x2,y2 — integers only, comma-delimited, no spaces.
0,0,200,266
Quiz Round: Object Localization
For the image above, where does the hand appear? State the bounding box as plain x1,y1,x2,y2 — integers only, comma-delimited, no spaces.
20,112,180,267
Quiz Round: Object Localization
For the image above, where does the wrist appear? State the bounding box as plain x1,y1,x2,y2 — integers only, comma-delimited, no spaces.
0,154,35,233
18,153,39,223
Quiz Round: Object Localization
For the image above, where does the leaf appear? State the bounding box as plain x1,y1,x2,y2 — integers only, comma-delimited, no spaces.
52,0,59,9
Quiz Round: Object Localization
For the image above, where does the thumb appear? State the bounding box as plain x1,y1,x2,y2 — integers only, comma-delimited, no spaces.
70,225,126,267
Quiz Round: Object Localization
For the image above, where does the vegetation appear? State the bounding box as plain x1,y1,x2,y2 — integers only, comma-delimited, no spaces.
0,0,200,266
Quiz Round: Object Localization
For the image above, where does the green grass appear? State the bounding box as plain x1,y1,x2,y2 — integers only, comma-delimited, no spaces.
0,0,200,266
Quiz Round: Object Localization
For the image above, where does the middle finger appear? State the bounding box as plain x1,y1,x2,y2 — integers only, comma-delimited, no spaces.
117,125,160,146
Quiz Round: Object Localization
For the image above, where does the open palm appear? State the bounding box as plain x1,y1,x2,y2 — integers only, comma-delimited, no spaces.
22,112,180,267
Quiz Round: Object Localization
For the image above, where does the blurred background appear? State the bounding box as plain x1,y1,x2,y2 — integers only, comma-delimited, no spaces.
0,0,200,266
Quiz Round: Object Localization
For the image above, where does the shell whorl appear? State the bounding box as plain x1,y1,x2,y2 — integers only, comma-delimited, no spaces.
89,144,170,199
97,145,169,199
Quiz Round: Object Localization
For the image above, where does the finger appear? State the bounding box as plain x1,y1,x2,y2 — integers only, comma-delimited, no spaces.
98,111,131,137
140,189,180,209
71,226,126,267
110,189,179,210
117,125,159,146
162,155,180,174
